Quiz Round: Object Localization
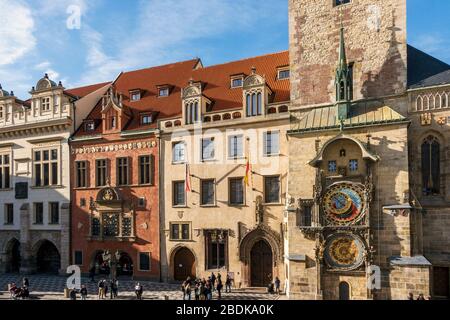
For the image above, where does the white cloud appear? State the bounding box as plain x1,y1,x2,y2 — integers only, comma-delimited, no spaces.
0,0,36,65
35,61,51,71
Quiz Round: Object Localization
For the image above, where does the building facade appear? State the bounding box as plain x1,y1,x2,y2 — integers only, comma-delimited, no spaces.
284,0,450,300
159,53,290,287
69,60,201,280
0,75,108,275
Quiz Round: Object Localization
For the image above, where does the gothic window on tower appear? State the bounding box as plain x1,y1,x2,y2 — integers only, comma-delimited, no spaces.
328,160,337,173
205,230,228,270
349,159,359,172
0,154,11,190
334,0,351,7
422,135,441,196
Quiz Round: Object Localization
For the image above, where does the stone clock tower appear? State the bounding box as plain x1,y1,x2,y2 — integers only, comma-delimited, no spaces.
285,0,431,300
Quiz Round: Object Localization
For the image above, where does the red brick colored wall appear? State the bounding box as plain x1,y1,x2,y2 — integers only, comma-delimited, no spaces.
70,134,160,280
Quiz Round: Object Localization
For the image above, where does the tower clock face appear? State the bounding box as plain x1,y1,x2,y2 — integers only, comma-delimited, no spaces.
323,183,366,225
324,233,365,271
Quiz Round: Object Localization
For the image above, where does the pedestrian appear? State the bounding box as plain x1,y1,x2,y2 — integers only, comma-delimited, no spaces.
114,278,119,298
184,277,192,300
194,280,200,301
225,274,232,293
22,277,30,288
80,285,88,300
103,280,109,299
110,279,115,299
199,280,206,301
97,279,105,299
70,289,77,300
135,282,143,300
407,292,414,300
205,280,213,300
211,273,216,292
274,277,281,295
89,266,96,282
216,277,223,300
417,293,426,300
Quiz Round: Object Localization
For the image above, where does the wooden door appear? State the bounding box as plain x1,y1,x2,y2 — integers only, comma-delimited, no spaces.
174,248,196,281
250,240,273,287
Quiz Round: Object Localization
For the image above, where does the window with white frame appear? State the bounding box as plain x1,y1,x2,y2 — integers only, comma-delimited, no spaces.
231,77,243,88
173,142,186,163
246,92,262,117
41,97,50,111
0,154,11,189
34,149,58,187
173,181,186,207
159,87,169,97
228,135,244,159
202,138,215,161
130,91,141,101
170,222,191,240
278,68,290,80
141,114,153,125
229,178,244,205
263,131,280,156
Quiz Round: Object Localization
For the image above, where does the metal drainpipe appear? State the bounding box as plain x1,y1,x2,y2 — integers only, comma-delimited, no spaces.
157,128,163,283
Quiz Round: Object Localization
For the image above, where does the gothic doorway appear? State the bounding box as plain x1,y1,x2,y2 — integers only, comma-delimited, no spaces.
117,252,133,277
250,240,273,287
174,247,196,281
339,281,351,300
5,239,21,273
93,251,110,275
36,240,61,274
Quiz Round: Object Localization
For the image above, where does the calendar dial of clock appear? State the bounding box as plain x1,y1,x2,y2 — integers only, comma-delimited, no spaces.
323,183,366,225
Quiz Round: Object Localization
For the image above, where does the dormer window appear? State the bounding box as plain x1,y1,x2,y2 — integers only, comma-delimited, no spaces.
130,90,141,102
277,67,290,80
246,92,262,117
41,97,50,111
159,87,169,97
85,121,95,132
231,76,244,88
141,113,153,125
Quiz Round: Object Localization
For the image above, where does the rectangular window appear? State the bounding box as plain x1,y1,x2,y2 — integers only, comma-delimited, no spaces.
92,217,100,236
96,159,107,187
74,251,83,266
103,213,120,237
139,156,152,185
229,178,244,205
139,252,151,271
0,154,11,189
206,231,228,270
264,176,281,204
202,138,215,161
278,69,290,80
298,201,313,227
264,131,280,156
141,114,153,125
159,87,169,97
117,158,129,186
173,181,186,207
34,149,58,187
228,135,243,159
231,78,243,88
49,202,59,225
170,223,191,240
130,91,141,101
349,159,359,172
328,161,337,173
85,121,95,132
173,142,186,163
76,161,87,188
34,203,44,225
4,204,13,225
41,97,50,111
201,180,215,206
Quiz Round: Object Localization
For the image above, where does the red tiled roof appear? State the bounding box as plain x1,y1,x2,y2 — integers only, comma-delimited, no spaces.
74,51,290,136
65,82,111,98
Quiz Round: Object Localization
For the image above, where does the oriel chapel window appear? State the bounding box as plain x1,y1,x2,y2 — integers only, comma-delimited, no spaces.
0,154,11,189
422,135,440,195
34,149,58,187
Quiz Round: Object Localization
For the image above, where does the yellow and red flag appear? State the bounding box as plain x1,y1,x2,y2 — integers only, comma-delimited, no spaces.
244,156,251,187
185,163,191,192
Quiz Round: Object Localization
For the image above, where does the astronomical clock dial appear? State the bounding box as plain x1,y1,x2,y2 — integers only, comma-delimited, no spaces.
324,233,365,271
323,183,366,225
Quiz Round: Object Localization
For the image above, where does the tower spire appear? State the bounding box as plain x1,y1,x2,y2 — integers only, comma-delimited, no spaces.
335,24,352,121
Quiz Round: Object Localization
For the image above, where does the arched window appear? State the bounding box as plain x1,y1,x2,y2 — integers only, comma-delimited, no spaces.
443,93,448,108
422,135,441,195
339,281,350,300
252,93,257,116
416,96,423,111
257,92,262,115
246,94,251,117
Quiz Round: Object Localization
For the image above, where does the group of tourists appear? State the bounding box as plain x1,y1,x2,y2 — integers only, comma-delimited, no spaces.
407,292,431,300
181,272,233,300
97,278,119,299
9,278,30,300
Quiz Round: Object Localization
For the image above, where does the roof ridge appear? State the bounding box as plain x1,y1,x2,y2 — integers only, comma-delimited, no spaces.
66,81,111,91
195,50,289,71
121,58,201,75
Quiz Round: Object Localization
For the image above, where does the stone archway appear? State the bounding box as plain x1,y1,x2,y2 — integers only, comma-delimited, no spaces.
239,225,282,288
3,238,21,273
172,247,196,281
35,240,61,274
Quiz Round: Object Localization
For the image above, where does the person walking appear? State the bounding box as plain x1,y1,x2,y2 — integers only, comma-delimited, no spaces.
97,279,105,300
211,273,216,292
80,285,88,300
135,283,144,300
70,289,77,300
199,280,206,301
110,279,115,299
225,274,232,293
216,277,223,300
184,278,192,300
205,280,213,300
22,277,30,288
417,293,426,300
274,277,281,295
407,292,414,300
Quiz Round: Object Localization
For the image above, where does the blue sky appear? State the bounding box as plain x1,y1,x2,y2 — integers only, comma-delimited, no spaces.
0,0,449,98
